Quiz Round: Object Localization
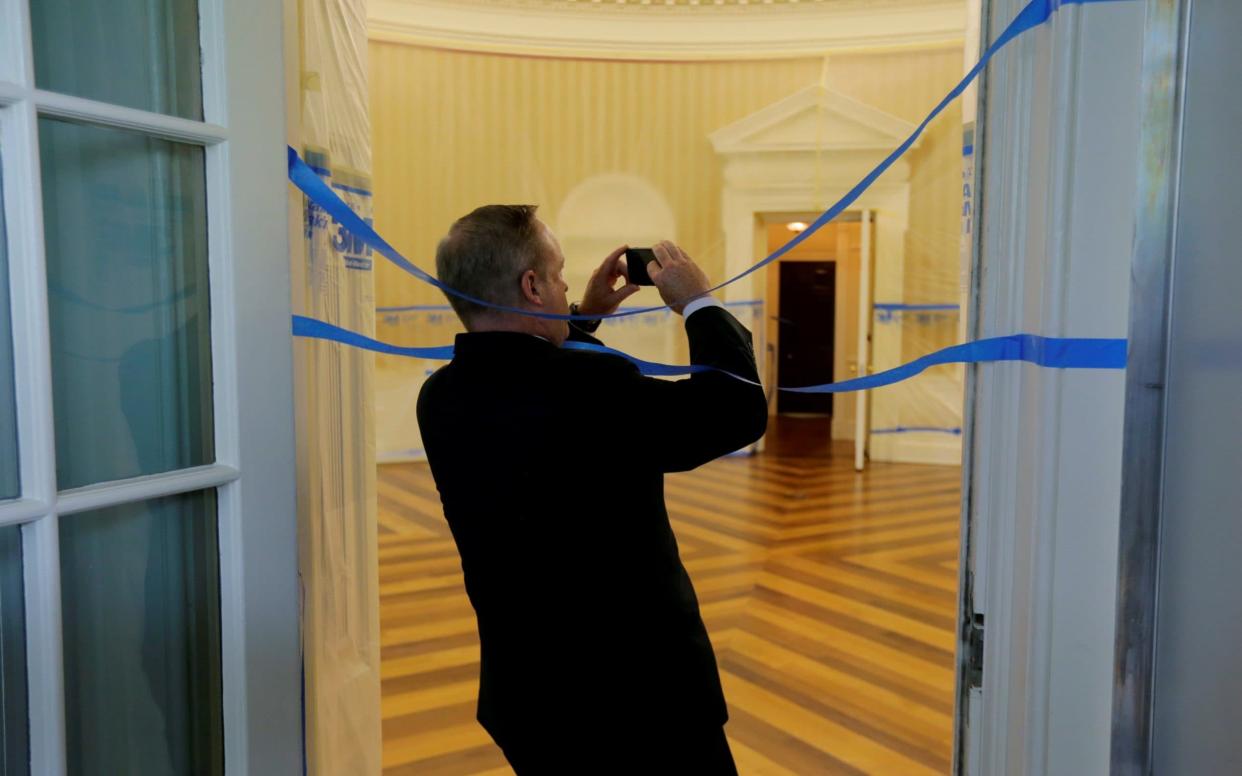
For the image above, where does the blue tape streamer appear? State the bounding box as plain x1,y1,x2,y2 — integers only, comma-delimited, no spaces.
293,315,455,360
290,150,617,322
293,315,1126,393
287,0,1135,322
875,303,960,312
873,426,964,436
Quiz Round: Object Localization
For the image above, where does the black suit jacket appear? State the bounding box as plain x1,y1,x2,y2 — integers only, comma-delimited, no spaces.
416,306,767,741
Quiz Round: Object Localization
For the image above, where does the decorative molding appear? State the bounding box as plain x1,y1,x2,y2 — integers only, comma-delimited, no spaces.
710,84,918,154
368,0,966,61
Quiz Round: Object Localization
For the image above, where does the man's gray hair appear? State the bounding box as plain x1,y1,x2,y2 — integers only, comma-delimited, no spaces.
435,204,547,324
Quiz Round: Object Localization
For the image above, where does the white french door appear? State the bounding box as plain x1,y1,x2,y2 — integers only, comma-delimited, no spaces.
0,0,300,773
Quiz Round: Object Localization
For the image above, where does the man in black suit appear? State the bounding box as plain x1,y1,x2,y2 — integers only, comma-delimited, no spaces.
417,205,767,774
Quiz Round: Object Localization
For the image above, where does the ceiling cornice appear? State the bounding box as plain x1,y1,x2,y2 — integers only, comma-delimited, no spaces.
367,0,966,61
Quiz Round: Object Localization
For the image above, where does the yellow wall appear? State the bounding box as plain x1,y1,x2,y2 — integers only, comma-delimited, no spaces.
370,43,825,318
821,49,964,359
369,43,963,355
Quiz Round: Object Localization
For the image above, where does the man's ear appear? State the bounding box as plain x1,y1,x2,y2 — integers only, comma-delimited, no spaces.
519,269,542,307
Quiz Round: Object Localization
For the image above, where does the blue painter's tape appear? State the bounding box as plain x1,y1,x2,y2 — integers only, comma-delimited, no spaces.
288,0,1138,322
293,315,1127,392
872,426,964,435
293,315,455,360
289,149,638,322
330,182,372,198
875,303,960,312
875,302,961,323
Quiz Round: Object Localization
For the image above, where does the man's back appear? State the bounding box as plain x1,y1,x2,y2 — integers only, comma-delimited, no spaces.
417,307,766,743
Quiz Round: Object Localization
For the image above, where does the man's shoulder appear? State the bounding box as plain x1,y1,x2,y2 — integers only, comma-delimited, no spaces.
416,363,452,412
555,343,640,378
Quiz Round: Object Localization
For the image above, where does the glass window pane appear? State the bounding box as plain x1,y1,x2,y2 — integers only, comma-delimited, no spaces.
40,119,213,491
59,490,222,776
30,0,204,120
0,159,19,500
0,525,29,776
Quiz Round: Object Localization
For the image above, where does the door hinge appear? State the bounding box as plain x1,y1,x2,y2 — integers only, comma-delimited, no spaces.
967,613,985,689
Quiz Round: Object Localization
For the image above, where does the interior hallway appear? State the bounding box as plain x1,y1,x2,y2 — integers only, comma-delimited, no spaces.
377,418,961,774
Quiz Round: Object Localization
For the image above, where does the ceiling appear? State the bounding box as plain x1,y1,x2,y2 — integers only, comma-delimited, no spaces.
368,0,967,60
433,0,945,11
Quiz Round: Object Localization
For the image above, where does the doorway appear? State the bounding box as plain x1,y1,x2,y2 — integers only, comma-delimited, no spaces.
776,261,836,415
763,216,865,448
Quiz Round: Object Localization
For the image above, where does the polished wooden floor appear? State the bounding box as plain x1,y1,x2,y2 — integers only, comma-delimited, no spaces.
378,419,961,775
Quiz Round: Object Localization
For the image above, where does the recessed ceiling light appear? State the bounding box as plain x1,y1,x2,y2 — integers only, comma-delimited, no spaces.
786,221,808,232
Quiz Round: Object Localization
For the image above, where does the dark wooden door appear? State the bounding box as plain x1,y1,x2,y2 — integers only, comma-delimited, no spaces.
776,261,835,414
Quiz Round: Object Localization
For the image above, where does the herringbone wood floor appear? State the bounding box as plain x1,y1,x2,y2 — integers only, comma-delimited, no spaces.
378,429,961,775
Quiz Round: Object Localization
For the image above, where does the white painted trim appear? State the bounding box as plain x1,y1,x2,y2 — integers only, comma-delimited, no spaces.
855,209,871,471
368,0,966,61
202,3,252,764
33,90,229,145
965,1,1144,773
2,0,66,767
0,0,25,82
709,85,918,154
219,0,302,770
198,0,229,130
22,515,66,776
885,433,962,466
0,499,49,527
54,464,242,516
0,81,20,106
377,450,426,464
1,31,55,518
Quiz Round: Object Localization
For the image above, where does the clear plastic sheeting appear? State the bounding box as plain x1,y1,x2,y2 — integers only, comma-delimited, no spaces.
292,0,380,773
868,304,965,461
375,301,766,462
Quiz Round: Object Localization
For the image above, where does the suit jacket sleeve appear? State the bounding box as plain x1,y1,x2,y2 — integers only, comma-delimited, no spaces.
607,306,768,472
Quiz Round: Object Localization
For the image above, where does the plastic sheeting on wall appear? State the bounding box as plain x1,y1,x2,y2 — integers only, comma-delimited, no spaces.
291,0,380,772
868,304,964,455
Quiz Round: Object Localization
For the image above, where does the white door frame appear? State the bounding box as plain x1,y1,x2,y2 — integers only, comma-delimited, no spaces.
0,0,300,772
955,0,1146,772
854,209,872,471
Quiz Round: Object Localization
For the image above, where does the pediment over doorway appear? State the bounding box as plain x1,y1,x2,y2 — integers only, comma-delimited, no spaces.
709,84,918,155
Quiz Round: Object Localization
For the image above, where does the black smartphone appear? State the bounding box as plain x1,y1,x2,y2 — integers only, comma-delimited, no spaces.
624,248,659,286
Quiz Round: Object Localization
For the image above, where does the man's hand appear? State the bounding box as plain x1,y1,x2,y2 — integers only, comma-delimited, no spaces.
648,241,710,315
577,245,641,317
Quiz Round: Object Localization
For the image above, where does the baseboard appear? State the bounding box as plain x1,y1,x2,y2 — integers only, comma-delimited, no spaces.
377,449,426,464
871,433,962,465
